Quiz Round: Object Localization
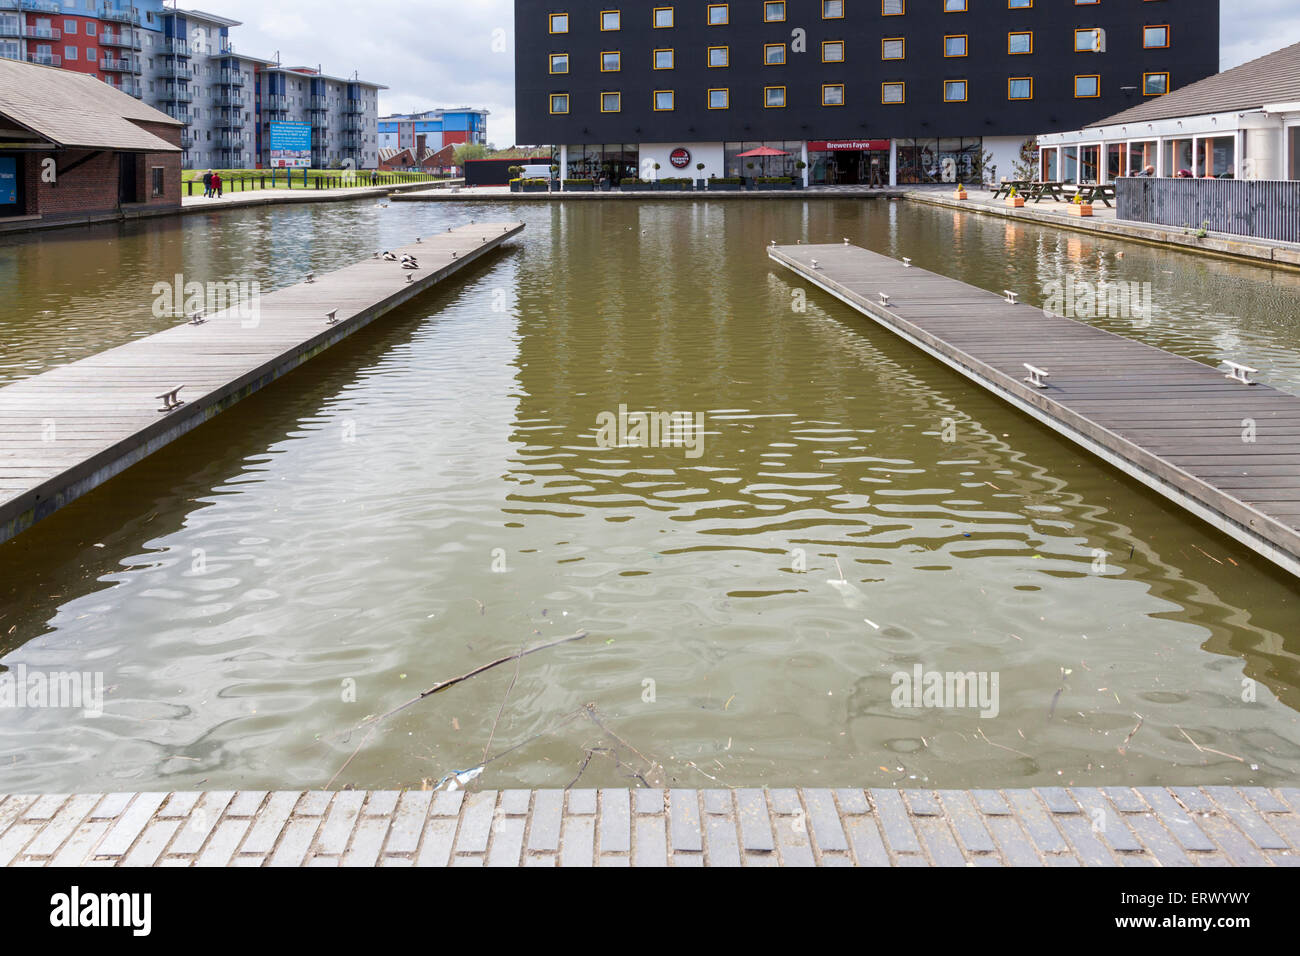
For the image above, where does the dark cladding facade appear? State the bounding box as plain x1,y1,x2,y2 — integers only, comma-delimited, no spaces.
515,0,1219,186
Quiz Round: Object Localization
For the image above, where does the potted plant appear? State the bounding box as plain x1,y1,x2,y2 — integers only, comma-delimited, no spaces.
508,166,523,192
563,178,596,192
696,162,706,190
620,177,651,191
520,177,550,193
794,159,807,188
1068,192,1093,216
708,176,743,192
754,176,795,191
1005,185,1025,208
953,181,968,200
658,176,692,191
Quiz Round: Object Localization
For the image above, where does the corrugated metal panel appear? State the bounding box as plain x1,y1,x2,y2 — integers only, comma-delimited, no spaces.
1117,178,1300,243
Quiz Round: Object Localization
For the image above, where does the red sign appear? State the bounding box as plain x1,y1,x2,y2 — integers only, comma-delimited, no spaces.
807,140,890,152
669,147,692,169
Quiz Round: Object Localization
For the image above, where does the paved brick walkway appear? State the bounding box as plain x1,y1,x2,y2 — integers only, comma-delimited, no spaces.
3,787,1298,866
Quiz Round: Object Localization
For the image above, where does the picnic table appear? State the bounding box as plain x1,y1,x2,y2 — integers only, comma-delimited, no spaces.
1027,181,1069,203
991,179,1029,199
1072,183,1116,207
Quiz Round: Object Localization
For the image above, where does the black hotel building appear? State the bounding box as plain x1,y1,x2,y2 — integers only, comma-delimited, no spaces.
515,0,1219,186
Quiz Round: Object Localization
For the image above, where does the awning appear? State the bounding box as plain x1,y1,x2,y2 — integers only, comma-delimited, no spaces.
736,146,790,157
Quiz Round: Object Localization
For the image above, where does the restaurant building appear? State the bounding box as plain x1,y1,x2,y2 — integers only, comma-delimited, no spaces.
1037,39,1300,183
515,0,1219,186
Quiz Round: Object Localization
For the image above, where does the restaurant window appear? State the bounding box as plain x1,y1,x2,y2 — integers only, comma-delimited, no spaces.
882,81,905,103
765,86,786,107
1144,72,1169,95
708,46,729,67
654,49,674,69
943,80,967,102
765,43,786,65
765,1,786,21
1287,127,1299,180
549,13,568,33
1008,31,1032,54
1199,136,1235,178
1143,25,1169,48
944,35,967,57
824,40,845,62
823,0,844,17
708,88,729,109
601,92,621,112
708,4,728,24
654,90,675,110
601,10,620,30
1074,74,1099,97
881,38,904,59
1008,77,1032,100
549,53,569,74
653,6,674,27
549,93,569,114
1127,140,1157,177
1163,138,1193,176
602,51,621,71
823,83,845,106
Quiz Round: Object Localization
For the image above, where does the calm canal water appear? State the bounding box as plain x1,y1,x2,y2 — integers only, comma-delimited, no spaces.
0,197,1298,794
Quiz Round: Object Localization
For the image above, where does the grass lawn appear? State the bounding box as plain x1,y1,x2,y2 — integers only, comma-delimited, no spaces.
181,169,448,192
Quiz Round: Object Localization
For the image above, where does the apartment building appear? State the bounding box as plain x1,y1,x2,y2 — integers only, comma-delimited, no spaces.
377,108,489,152
0,0,383,169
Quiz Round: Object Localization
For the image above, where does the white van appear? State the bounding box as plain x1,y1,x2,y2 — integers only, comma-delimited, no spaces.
518,163,555,180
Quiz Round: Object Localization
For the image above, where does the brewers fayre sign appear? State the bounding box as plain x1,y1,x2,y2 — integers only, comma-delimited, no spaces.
669,147,692,169
807,140,890,151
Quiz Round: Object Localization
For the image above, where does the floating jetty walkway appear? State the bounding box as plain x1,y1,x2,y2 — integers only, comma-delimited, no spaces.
0,221,525,544
770,243,1300,579
1,786,1297,866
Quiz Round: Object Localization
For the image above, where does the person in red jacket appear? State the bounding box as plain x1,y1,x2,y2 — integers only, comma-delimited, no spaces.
213,171,223,198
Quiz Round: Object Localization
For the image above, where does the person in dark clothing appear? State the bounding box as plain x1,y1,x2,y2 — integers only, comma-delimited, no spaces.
213,172,223,197
202,170,213,197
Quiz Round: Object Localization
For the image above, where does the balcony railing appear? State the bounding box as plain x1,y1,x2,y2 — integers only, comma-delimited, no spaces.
308,94,329,111
0,22,19,38
179,133,194,150
343,115,362,132
216,132,243,149
218,70,243,87
100,57,135,72
23,25,57,39
163,88,193,104
99,5,140,24
22,0,62,12
342,131,362,149
343,98,364,115
26,52,59,66
215,110,244,128
310,116,329,131
100,30,140,49
159,65,192,81
214,93,244,109
162,38,189,57
265,94,289,111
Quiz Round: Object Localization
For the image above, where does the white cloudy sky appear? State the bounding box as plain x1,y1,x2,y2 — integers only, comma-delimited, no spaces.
207,0,1299,146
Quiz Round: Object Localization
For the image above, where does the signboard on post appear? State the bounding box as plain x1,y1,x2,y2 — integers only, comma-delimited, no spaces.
268,122,312,168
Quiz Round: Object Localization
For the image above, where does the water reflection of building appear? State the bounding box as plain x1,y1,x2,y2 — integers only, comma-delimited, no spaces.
516,0,1219,188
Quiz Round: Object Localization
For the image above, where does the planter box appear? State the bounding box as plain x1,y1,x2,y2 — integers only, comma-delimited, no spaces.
563,184,595,192
1005,197,1025,208
655,182,691,191
520,185,549,193
755,183,795,191
707,183,742,191
953,190,968,200
620,183,652,191
1068,204,1094,217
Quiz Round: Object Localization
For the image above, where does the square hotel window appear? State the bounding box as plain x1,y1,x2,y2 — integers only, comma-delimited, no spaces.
654,49,674,69
943,80,967,101
882,38,903,59
1144,26,1169,48
823,40,845,62
708,88,729,109
653,6,673,27
549,53,569,73
765,86,786,107
1008,77,1032,99
549,93,569,114
1075,74,1099,97
1008,32,1032,54
882,81,905,103
708,45,729,67
823,0,844,17
765,43,786,65
944,35,967,56
708,4,728,24
1075,29,1100,52
765,2,786,21
601,10,620,30
1144,72,1169,95
883,0,904,14
549,13,569,33
601,92,621,112
602,51,621,71
654,90,675,110
1008,0,1031,6
822,84,845,106
945,0,967,10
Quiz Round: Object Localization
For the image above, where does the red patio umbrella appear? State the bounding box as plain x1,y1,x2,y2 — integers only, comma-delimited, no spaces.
736,146,790,176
